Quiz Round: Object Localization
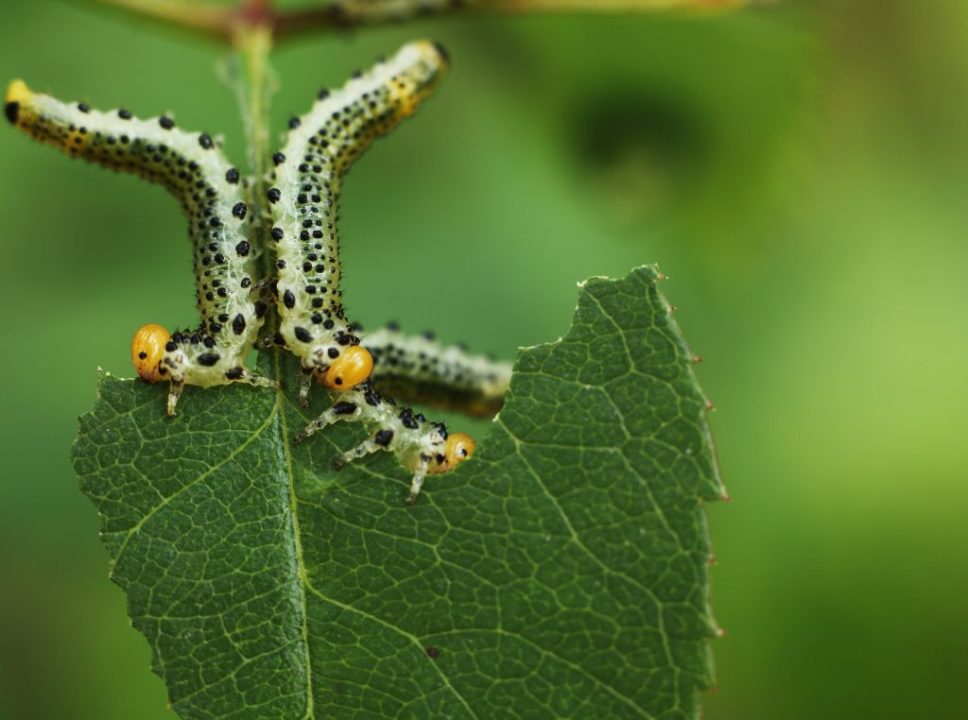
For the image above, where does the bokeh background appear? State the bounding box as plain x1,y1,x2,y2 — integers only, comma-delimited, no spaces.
1,1,966,718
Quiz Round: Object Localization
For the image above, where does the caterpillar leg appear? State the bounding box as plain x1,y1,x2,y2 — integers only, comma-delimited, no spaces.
298,367,315,408
234,370,277,390
167,381,185,417
332,435,387,471
294,400,360,444
406,458,431,505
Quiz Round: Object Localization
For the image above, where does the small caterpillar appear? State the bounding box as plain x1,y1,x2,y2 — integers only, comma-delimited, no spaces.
273,41,481,500
295,381,476,503
361,322,512,418
4,80,272,414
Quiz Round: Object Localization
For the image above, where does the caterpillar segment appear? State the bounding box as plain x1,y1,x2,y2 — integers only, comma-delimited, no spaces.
360,323,512,418
294,381,475,503
267,40,448,407
4,80,272,415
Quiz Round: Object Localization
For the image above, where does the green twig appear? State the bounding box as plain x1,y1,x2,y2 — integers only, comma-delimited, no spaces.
81,0,754,45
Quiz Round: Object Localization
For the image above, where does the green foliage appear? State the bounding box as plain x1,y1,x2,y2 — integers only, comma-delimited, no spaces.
72,265,722,719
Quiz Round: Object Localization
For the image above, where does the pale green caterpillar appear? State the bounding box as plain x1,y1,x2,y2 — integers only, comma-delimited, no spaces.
4,80,272,415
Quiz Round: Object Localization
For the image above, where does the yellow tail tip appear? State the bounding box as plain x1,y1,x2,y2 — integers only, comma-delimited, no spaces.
5,80,30,124
6,79,31,104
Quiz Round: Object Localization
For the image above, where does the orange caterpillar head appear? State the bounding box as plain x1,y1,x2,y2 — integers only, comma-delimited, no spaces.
430,432,476,475
319,345,373,390
131,324,170,383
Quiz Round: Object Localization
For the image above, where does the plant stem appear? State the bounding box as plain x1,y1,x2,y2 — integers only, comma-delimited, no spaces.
83,0,233,41
230,23,278,330
83,0,753,45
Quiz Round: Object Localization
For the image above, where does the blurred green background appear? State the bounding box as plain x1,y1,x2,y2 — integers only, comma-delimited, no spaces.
1,1,966,718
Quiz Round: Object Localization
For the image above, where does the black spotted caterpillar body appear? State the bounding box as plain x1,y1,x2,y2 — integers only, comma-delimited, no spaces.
267,40,447,403
4,80,272,414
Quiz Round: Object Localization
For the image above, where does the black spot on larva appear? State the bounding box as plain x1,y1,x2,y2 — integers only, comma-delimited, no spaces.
295,326,312,343
399,409,419,429
283,290,295,309
374,429,394,447
225,367,244,380
232,314,246,335
159,116,175,130
4,101,19,124
386,320,400,331
421,330,436,341
254,301,267,318
198,133,213,149
197,352,220,366
138,351,147,360
327,348,340,359
241,277,251,289
118,109,132,120
271,227,284,241
232,202,247,220
165,341,177,352
77,102,90,113
203,337,215,348
267,187,281,203
333,401,357,416
318,89,330,100
225,168,240,184
312,298,325,309
235,240,249,256
272,152,286,166
288,116,301,129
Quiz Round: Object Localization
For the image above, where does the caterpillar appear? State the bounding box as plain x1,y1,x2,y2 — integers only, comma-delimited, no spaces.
272,41,482,500
4,80,272,415
360,322,512,418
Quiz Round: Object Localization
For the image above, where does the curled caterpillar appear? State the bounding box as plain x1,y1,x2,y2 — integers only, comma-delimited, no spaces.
5,80,272,415
272,41,478,499
360,323,512,418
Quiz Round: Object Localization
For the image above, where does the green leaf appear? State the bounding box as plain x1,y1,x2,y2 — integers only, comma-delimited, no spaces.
72,265,724,719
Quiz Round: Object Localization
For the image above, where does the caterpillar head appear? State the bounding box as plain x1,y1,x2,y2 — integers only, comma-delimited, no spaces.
429,432,476,475
319,345,373,390
131,323,171,383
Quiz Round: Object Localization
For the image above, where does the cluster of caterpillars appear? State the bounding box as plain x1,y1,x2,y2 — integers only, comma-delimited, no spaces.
5,40,511,502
